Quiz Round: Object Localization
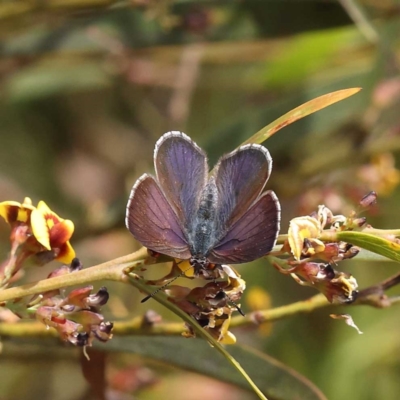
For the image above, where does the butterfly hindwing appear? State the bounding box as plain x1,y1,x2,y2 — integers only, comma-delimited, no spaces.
208,191,281,264
214,144,272,234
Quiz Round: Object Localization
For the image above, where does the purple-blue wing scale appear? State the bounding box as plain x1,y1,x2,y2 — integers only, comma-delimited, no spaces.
125,174,191,259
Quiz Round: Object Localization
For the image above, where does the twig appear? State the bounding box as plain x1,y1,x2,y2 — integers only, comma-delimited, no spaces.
0,247,149,303
338,0,379,44
0,294,330,338
230,294,329,327
356,271,400,308
2,283,400,339
168,43,205,129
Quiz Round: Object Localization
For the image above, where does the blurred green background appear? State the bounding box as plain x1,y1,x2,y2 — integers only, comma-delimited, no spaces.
1,0,400,399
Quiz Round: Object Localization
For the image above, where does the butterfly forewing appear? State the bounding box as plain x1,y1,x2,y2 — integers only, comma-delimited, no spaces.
208,191,280,264
214,144,272,234
154,132,208,229
125,174,191,259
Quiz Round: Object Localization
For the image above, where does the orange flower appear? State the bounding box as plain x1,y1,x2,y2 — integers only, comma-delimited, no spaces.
34,285,113,347
0,197,35,225
30,201,75,263
0,198,76,288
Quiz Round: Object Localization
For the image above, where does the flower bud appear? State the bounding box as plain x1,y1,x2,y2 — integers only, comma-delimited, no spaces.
359,191,377,208
87,287,109,307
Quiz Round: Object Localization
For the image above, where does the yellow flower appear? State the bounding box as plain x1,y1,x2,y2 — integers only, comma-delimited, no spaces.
288,216,324,260
0,197,35,224
30,201,75,263
0,198,76,288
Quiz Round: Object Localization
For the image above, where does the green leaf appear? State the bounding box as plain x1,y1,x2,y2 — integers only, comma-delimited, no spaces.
336,231,400,263
103,336,327,400
241,88,362,146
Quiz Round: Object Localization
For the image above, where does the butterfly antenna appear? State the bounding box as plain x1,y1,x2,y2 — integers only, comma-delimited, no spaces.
141,263,194,303
213,278,245,316
228,298,245,316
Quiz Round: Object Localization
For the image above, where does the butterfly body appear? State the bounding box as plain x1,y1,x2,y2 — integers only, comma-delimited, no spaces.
126,131,280,276
189,177,219,261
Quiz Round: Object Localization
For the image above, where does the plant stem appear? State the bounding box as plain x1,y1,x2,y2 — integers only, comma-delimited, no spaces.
230,293,329,327
2,286,400,339
0,293,329,338
338,0,379,44
0,247,149,303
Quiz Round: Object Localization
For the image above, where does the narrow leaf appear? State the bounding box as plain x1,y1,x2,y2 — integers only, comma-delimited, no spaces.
242,88,362,145
103,336,327,400
336,231,400,263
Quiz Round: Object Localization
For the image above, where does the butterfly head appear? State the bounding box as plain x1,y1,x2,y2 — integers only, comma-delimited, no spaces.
189,255,220,278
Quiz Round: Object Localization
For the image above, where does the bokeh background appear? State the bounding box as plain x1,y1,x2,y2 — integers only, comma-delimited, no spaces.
1,1,400,399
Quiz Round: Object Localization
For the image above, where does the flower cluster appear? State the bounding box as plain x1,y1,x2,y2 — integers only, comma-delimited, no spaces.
0,198,113,347
273,261,358,304
30,258,113,347
276,193,377,304
0,198,75,288
144,260,245,343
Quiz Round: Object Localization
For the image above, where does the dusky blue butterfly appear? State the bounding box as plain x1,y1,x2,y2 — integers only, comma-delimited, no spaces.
126,131,280,276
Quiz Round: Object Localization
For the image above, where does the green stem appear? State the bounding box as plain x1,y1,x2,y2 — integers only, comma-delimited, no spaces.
1,287,399,338
0,247,149,303
230,294,329,327
276,233,288,245
0,294,329,338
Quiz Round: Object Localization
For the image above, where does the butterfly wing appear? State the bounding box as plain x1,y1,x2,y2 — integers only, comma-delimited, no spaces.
208,191,280,264
214,144,272,232
126,174,191,259
154,131,207,228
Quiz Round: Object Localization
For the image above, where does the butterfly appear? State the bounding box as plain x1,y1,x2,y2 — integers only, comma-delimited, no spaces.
126,131,280,276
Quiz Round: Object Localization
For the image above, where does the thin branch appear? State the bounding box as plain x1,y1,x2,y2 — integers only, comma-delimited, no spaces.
2,282,400,340
338,0,379,44
356,271,400,308
2,227,400,339
0,247,149,303
0,294,331,338
168,43,204,129
0,317,186,338
230,293,329,327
